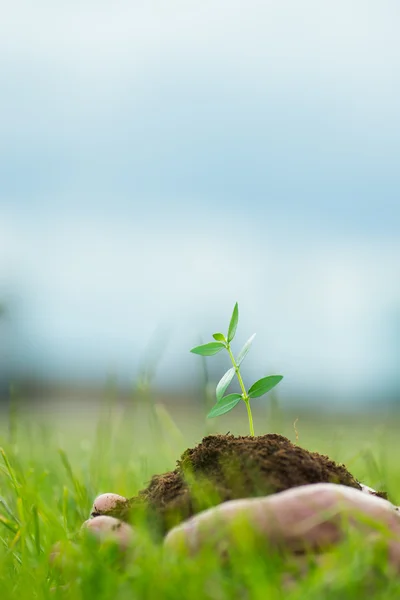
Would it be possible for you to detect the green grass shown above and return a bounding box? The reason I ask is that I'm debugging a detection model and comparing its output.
[1,396,400,599]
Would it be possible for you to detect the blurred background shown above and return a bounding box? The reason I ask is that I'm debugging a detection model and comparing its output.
[1,0,399,413]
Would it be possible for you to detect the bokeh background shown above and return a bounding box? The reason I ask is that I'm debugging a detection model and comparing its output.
[1,0,399,412]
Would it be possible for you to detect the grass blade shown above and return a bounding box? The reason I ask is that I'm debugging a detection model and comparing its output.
[0,448,21,497]
[31,506,41,555]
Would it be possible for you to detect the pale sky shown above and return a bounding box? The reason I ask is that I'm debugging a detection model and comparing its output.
[1,1,399,402]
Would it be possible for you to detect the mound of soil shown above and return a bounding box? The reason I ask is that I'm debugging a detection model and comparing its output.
[109,434,362,532]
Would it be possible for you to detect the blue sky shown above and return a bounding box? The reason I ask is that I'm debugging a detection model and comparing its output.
[1,1,399,402]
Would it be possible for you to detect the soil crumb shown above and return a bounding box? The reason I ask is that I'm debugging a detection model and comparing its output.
[116,434,362,531]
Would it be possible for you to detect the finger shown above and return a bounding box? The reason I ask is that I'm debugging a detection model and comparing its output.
[90,493,129,518]
[164,482,400,568]
[82,515,135,550]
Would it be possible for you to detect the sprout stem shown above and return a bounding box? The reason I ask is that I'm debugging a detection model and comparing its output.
[226,345,255,436]
[244,399,255,437]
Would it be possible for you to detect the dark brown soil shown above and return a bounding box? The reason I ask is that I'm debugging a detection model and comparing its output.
[106,434,363,532]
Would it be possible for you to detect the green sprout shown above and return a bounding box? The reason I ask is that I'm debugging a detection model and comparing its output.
[190,302,283,437]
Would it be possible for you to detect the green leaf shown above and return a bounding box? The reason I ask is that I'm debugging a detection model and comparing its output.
[248,375,283,398]
[190,342,225,356]
[227,302,239,342]
[216,367,235,401]
[212,332,226,342]
[237,333,256,365]
[207,393,242,418]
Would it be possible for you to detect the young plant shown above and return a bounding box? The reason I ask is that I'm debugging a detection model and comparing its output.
[190,303,283,437]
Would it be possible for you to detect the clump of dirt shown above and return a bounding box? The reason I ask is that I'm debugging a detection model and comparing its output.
[112,434,362,532]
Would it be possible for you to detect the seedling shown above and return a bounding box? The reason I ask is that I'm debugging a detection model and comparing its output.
[190,303,283,436]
